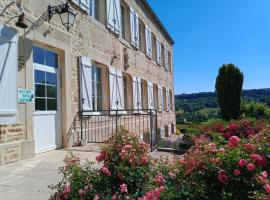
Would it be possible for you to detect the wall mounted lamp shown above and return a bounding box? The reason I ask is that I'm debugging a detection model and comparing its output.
[48,3,76,31]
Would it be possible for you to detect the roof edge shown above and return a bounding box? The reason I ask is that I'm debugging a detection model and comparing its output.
[142,0,175,45]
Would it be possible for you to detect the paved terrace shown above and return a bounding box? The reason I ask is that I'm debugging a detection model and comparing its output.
[0,145,173,200]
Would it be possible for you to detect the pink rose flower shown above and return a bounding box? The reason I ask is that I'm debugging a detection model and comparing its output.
[96,151,108,162]
[247,163,255,171]
[140,155,149,164]
[261,171,268,179]
[264,184,270,194]
[228,136,240,147]
[244,143,255,151]
[63,185,71,194]
[94,195,99,200]
[229,123,239,130]
[233,169,241,176]
[159,186,165,192]
[257,156,267,167]
[155,174,164,186]
[120,184,128,193]
[250,154,263,162]
[238,159,247,168]
[224,133,231,139]
[217,170,228,184]
[112,194,117,200]
[101,166,112,177]
[219,148,225,153]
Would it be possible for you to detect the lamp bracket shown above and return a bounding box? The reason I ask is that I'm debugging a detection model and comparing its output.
[23,10,49,37]
[23,3,75,36]
[48,3,69,20]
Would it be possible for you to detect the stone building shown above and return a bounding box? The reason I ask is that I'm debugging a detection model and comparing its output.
[0,0,175,166]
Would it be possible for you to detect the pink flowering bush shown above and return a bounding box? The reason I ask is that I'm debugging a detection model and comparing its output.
[205,120,264,139]
[154,126,270,200]
[49,122,270,200]
[49,128,164,200]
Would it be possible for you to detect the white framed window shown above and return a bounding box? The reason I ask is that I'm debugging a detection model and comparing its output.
[75,0,90,12]
[123,76,127,110]
[147,81,154,110]
[166,88,170,112]
[72,0,99,21]
[34,68,58,111]
[165,47,169,70]
[130,7,139,48]
[92,66,102,111]
[132,76,142,110]
[80,57,103,112]
[156,38,162,65]
[158,85,163,112]
[145,25,152,58]
[107,0,121,34]
[89,0,99,20]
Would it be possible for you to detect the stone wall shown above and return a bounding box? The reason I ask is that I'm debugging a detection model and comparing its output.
[0,124,34,166]
[0,0,176,159]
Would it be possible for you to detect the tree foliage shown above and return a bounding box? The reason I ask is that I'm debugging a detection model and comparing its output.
[215,64,244,120]
[174,89,270,123]
[241,100,270,119]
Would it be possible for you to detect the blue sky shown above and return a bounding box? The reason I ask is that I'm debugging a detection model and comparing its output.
[147,0,270,94]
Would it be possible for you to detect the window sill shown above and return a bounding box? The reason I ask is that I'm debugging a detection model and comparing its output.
[82,111,102,116]
[120,38,132,49]
[146,54,152,59]
[88,17,108,33]
[110,110,127,115]
[34,111,57,115]
[69,1,88,15]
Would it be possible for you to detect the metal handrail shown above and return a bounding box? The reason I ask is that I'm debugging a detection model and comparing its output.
[78,108,158,151]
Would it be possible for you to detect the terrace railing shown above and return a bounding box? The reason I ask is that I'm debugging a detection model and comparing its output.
[77,109,158,151]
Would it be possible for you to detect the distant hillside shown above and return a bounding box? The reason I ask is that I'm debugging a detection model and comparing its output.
[175,88,270,123]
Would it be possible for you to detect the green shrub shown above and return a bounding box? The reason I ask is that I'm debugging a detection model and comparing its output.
[178,134,194,150]
[241,100,270,119]
[216,64,244,120]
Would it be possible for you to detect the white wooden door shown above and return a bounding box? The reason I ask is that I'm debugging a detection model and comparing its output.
[33,46,60,154]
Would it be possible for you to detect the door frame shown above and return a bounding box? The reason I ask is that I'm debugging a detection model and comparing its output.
[32,44,62,154]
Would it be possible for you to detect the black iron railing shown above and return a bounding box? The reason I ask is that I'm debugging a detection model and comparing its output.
[79,109,158,151]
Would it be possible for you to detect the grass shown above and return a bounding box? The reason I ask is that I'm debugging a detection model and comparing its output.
[198,108,219,115]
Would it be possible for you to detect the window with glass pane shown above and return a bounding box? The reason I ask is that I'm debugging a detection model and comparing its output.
[121,5,125,39]
[33,46,45,65]
[123,76,128,110]
[33,46,58,68]
[91,66,102,111]
[89,0,99,21]
[35,70,57,111]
